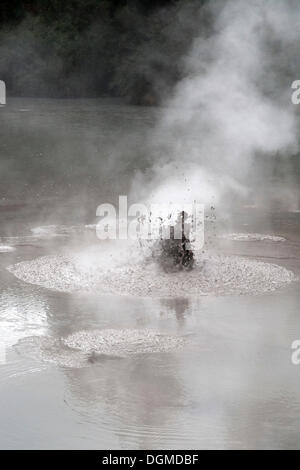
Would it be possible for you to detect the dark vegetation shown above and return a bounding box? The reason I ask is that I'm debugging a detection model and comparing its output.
[0,0,210,102]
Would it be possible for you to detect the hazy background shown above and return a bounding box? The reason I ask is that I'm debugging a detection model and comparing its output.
[0,0,210,104]
[1,0,300,214]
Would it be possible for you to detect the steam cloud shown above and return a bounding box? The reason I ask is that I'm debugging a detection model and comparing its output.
[131,0,299,213]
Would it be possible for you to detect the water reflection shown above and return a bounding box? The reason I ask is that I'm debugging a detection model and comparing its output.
[0,285,48,365]
[160,298,191,326]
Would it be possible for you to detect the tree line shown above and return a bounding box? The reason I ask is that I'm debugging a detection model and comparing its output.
[0,0,210,102]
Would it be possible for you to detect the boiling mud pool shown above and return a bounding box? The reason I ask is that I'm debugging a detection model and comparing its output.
[1,99,300,449]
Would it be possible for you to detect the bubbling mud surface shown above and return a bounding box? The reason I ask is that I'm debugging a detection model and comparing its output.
[15,329,185,368]
[31,225,73,237]
[220,233,286,242]
[7,247,295,297]
[0,245,16,253]
[0,224,97,248]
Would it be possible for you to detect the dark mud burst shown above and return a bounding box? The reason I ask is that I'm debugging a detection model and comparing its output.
[151,211,194,272]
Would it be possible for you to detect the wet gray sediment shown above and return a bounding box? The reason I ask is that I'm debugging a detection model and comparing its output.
[7,249,296,297]
[15,329,185,368]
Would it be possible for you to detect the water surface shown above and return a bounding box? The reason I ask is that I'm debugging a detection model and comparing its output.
[1,99,300,449]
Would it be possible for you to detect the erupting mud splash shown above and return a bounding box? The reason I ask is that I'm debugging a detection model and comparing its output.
[7,243,295,297]
[15,329,185,368]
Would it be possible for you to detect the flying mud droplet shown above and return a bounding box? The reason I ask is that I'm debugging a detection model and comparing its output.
[14,329,185,368]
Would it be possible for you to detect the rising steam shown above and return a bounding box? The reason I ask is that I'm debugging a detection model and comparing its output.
[131,0,299,212]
